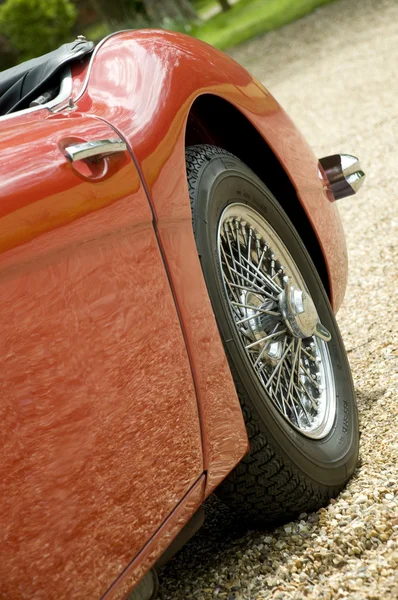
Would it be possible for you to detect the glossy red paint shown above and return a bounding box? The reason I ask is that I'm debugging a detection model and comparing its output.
[0,111,203,598]
[104,476,205,600]
[73,29,348,494]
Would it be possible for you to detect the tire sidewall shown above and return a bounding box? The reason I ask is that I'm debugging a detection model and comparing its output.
[192,154,358,487]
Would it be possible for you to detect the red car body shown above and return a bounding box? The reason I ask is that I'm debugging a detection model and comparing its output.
[0,30,348,599]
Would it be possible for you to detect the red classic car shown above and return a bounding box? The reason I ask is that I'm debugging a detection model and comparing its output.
[0,32,365,600]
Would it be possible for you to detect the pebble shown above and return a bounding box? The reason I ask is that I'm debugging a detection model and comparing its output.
[355,495,368,504]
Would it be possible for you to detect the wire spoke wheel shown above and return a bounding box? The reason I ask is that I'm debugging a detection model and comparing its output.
[187,144,358,526]
[217,203,336,439]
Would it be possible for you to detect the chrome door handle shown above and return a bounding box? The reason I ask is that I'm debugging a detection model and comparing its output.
[64,138,127,162]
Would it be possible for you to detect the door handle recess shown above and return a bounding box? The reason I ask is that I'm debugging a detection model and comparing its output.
[64,138,127,162]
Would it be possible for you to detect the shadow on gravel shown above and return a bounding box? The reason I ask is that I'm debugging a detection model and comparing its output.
[158,494,251,582]
[355,387,387,435]
[158,388,387,597]
[157,493,320,598]
[355,387,386,414]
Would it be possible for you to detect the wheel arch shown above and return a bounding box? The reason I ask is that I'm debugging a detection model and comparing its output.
[185,93,331,300]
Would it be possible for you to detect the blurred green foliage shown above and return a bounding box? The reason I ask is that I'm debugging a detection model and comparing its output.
[0,0,336,69]
[192,0,336,49]
[84,7,195,44]
[0,0,77,61]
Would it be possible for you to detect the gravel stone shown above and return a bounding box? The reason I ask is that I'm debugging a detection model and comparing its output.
[158,0,398,597]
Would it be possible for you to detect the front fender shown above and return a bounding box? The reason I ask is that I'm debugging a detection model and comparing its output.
[72,29,347,493]
[73,29,347,309]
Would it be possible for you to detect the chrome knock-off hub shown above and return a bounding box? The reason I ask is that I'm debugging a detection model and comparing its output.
[278,276,331,341]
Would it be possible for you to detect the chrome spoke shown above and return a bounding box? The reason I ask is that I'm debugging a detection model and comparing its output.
[240,254,283,294]
[223,276,244,307]
[299,362,321,390]
[223,224,244,288]
[301,346,317,362]
[257,245,267,272]
[228,281,272,296]
[287,339,301,403]
[245,328,287,350]
[236,310,280,325]
[247,227,253,261]
[264,340,294,388]
[253,323,283,367]
[226,252,282,296]
[227,264,278,300]
[231,301,279,315]
[234,220,244,283]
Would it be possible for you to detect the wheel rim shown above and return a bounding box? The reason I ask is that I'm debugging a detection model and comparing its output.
[217,203,336,439]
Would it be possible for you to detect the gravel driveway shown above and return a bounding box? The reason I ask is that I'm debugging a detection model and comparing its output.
[158,0,398,597]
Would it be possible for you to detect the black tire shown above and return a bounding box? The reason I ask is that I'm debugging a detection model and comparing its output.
[186,144,359,527]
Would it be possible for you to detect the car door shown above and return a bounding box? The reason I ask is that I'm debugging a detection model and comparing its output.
[0,109,203,599]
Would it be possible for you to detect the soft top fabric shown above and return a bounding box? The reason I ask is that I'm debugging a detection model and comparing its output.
[0,39,94,116]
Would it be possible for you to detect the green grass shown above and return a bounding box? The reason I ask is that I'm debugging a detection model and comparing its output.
[192,0,337,50]
[194,0,219,16]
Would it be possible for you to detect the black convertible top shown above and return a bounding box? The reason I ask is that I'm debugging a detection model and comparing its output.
[0,38,94,116]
